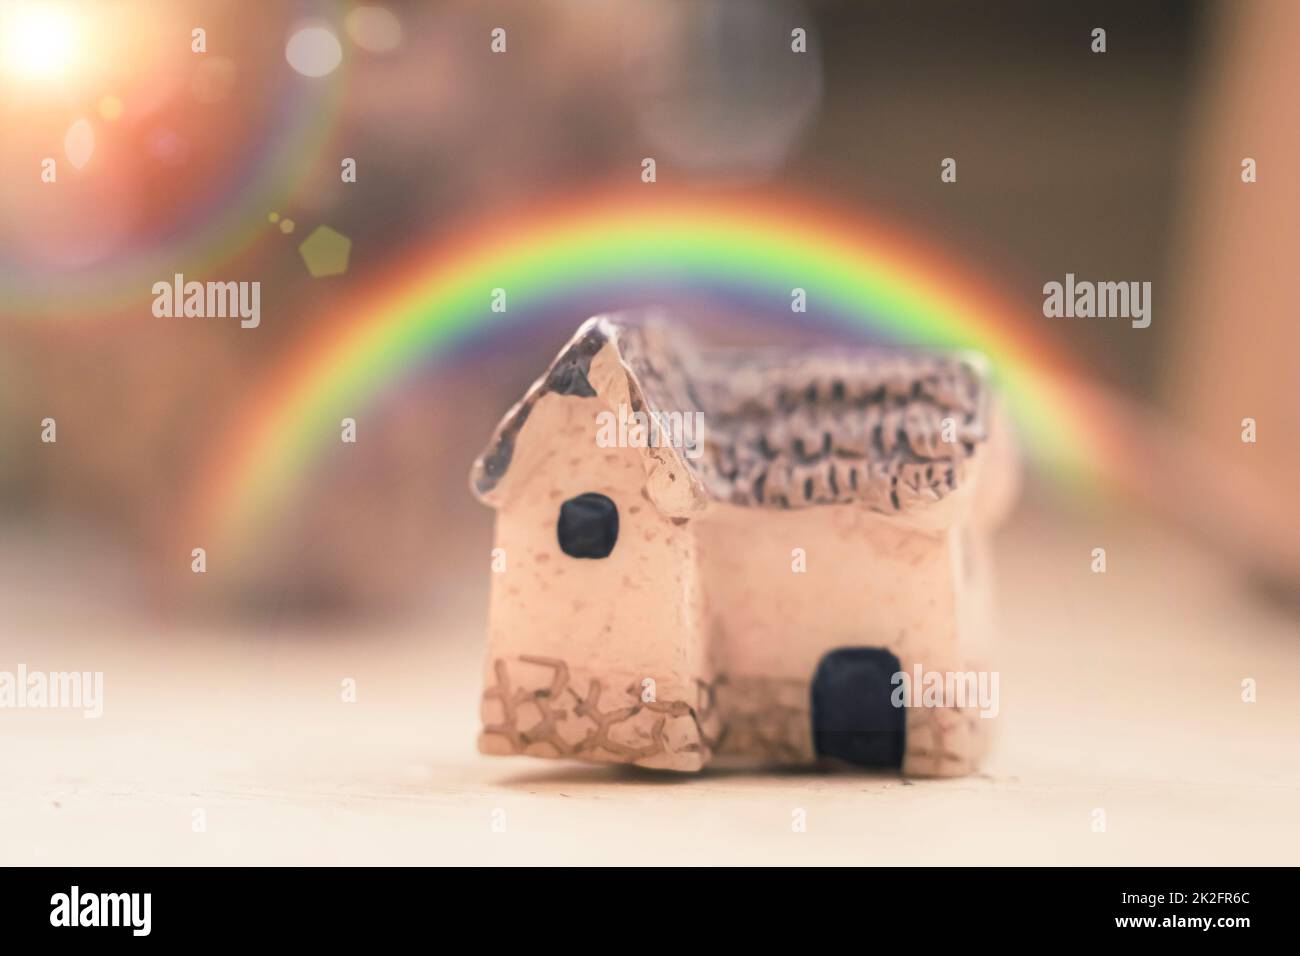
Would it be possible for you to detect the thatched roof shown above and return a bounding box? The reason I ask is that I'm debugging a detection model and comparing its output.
[470,311,991,517]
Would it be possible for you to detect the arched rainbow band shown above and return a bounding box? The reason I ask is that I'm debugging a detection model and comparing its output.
[196,191,1118,551]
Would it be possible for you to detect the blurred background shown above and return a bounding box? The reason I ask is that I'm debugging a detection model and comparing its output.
[1,0,1298,864]
[10,0,1294,618]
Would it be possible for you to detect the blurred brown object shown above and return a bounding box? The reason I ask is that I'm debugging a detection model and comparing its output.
[1166,0,1300,591]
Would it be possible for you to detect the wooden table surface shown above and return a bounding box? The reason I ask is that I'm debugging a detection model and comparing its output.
[3,499,1297,866]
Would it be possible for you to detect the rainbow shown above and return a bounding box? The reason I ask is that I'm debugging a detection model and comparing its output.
[196,190,1123,552]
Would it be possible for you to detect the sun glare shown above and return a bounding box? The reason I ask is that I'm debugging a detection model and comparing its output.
[1,2,81,80]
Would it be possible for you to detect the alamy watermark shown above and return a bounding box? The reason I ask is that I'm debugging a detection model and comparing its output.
[152,273,260,328]
[1043,273,1151,329]
[0,665,103,718]
[595,403,705,460]
[50,886,150,936]
[891,665,999,718]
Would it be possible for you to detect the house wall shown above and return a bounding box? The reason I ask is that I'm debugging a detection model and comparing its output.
[483,390,710,698]
[694,501,987,681]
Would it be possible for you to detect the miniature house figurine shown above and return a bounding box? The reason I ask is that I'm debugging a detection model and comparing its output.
[470,312,1018,776]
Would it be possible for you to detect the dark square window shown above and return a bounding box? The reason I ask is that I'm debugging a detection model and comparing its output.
[557,493,619,559]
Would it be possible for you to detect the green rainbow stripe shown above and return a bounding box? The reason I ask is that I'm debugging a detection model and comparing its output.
[197,190,1115,551]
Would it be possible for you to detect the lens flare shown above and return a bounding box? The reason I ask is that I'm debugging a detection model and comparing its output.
[286,24,343,77]
[0,2,81,80]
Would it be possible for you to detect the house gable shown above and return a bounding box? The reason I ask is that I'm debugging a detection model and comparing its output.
[469,314,709,517]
